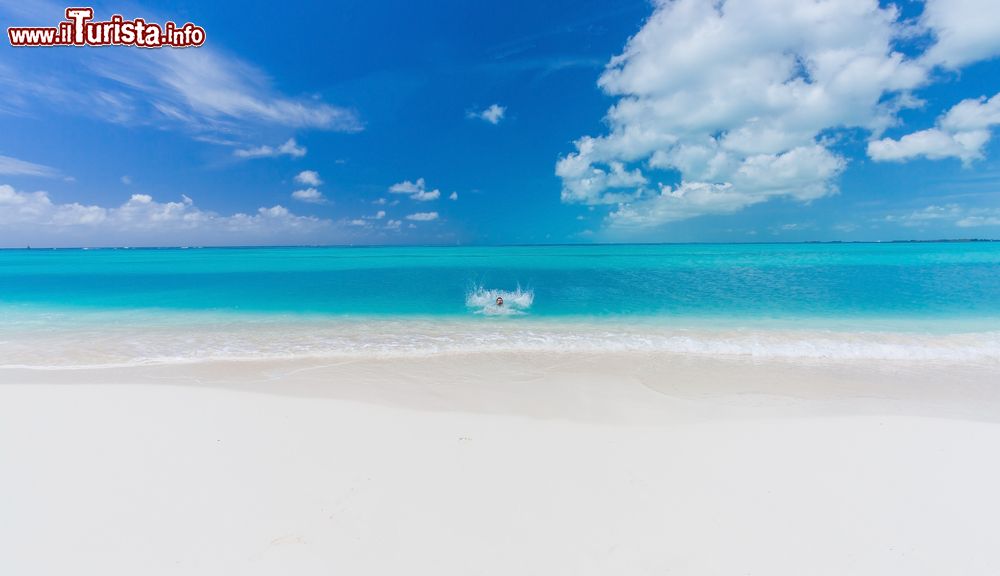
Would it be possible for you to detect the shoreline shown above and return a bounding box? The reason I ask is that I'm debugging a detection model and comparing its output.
[3,322,1000,369]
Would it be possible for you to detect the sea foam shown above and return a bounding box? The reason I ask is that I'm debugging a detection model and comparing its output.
[2,315,999,369]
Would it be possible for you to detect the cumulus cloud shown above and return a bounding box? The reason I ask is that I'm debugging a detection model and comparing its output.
[0,154,59,177]
[869,92,1000,164]
[919,0,1000,69]
[449,191,458,201]
[609,146,846,226]
[555,0,1000,232]
[556,0,926,230]
[233,138,307,159]
[291,188,328,204]
[294,170,323,186]
[389,178,441,201]
[405,211,439,222]
[0,184,338,247]
[289,170,329,203]
[468,104,506,124]
[410,190,439,201]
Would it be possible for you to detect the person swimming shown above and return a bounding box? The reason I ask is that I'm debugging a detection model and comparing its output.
[496,296,504,307]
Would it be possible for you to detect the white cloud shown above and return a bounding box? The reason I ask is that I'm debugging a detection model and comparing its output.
[120,175,132,185]
[0,154,59,177]
[0,184,339,247]
[405,211,439,222]
[884,203,1000,228]
[410,190,440,201]
[448,191,458,201]
[559,0,1000,234]
[555,0,964,231]
[957,215,1000,228]
[294,170,323,186]
[388,179,422,194]
[468,104,506,125]
[885,204,961,226]
[152,50,359,130]
[386,219,402,230]
[919,0,1000,69]
[609,146,846,226]
[351,210,387,224]
[234,138,307,159]
[91,45,362,135]
[867,128,989,164]
[291,188,327,204]
[868,93,1000,164]
[389,178,441,202]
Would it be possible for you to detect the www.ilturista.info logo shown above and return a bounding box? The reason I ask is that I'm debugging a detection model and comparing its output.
[8,7,206,48]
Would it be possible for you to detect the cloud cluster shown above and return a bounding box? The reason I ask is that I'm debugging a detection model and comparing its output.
[384,177,453,224]
[468,104,506,125]
[233,138,307,159]
[389,178,441,202]
[919,0,1000,70]
[557,0,1000,232]
[0,184,337,247]
[869,92,1000,164]
[289,170,329,204]
[405,212,439,222]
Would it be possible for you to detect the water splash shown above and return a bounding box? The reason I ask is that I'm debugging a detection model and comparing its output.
[465,285,534,315]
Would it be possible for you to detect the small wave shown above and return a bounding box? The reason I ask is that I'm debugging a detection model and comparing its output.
[465,285,534,315]
[2,320,1000,368]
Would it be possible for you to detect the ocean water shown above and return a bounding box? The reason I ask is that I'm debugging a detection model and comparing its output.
[2,243,1000,367]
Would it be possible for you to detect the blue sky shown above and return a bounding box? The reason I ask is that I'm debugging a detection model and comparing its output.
[1,0,999,246]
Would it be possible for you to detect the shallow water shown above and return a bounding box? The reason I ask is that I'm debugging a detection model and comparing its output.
[2,243,999,366]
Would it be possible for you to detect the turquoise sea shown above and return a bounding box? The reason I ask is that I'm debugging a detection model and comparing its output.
[2,243,999,366]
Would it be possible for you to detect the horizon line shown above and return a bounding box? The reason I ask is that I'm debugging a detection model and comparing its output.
[2,238,998,250]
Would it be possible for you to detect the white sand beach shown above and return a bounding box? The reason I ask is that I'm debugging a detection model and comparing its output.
[3,353,1000,575]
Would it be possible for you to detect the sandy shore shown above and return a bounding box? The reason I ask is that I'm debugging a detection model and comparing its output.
[3,352,1000,574]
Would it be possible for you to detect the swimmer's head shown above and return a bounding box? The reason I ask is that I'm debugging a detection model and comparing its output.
[496,296,504,306]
